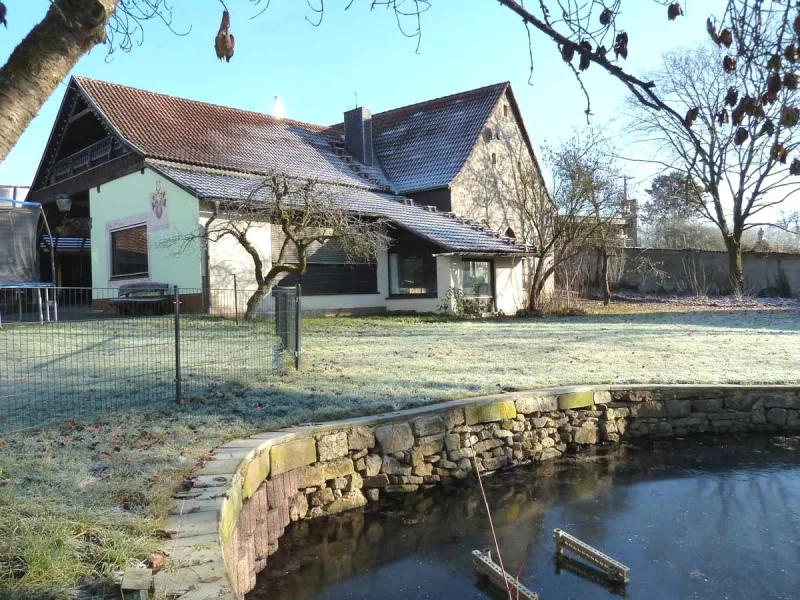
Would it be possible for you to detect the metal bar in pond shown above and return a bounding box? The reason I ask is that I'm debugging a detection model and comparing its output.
[471,549,539,600]
[553,529,629,584]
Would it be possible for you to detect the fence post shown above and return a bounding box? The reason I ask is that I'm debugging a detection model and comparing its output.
[294,283,301,371]
[233,274,239,325]
[174,285,182,402]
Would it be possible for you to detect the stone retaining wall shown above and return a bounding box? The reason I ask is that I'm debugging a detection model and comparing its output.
[153,385,800,599]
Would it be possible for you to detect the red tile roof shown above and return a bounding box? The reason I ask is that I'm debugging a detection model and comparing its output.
[74,77,392,190]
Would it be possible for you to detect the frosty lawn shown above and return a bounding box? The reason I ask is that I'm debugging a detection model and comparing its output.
[0,305,798,597]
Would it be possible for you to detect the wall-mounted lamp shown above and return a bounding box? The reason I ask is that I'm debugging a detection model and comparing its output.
[55,193,72,214]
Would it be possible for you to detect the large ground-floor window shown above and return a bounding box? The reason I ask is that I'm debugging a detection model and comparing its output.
[389,254,437,296]
[110,224,148,279]
[461,259,493,299]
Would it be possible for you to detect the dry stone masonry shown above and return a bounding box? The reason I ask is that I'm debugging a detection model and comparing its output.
[153,385,800,599]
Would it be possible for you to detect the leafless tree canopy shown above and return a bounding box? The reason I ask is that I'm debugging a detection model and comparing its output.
[515,128,625,310]
[167,175,388,317]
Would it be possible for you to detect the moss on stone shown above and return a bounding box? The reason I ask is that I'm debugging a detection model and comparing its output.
[558,391,594,410]
[465,400,517,425]
[270,437,317,477]
[242,450,270,499]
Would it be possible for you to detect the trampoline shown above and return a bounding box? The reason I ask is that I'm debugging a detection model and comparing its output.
[0,197,58,326]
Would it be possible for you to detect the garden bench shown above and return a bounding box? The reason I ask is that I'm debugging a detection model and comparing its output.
[108,282,171,315]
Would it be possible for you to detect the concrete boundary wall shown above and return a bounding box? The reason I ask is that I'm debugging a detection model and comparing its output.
[149,384,800,599]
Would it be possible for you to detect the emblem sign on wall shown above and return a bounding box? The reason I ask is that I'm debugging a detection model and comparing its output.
[149,180,170,231]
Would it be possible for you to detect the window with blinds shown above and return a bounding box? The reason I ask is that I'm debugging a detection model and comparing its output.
[111,224,148,278]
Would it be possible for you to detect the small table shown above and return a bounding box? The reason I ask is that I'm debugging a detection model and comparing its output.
[0,283,58,327]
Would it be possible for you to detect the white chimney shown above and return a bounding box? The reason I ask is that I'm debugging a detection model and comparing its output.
[272,96,286,119]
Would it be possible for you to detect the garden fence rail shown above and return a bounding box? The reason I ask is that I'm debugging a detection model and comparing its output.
[0,284,301,434]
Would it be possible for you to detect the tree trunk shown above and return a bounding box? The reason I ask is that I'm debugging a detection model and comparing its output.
[245,283,267,319]
[725,237,744,294]
[600,249,611,305]
[0,0,118,161]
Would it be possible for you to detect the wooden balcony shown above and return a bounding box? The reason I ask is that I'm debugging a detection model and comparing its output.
[51,137,128,184]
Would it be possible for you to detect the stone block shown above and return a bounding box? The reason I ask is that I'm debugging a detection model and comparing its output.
[723,394,755,411]
[270,438,316,477]
[364,454,382,477]
[382,456,412,476]
[325,491,367,514]
[630,401,666,418]
[442,408,466,429]
[412,415,446,437]
[416,438,444,456]
[593,391,612,405]
[516,395,558,414]
[320,457,355,480]
[472,439,503,454]
[613,390,654,403]
[665,399,691,418]
[767,407,787,426]
[573,422,598,445]
[363,474,390,488]
[296,464,326,489]
[317,432,349,461]
[764,394,798,409]
[751,410,767,425]
[558,391,594,410]
[692,398,723,413]
[375,422,414,454]
[310,487,335,507]
[385,484,420,493]
[465,400,517,425]
[444,434,461,451]
[365,489,380,502]
[348,427,375,450]
[538,448,562,461]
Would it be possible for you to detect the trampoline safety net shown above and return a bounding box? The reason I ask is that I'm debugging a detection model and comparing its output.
[0,199,42,284]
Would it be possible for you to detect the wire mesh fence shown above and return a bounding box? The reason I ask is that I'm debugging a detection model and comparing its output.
[0,285,301,434]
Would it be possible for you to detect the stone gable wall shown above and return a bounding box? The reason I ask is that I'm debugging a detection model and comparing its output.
[153,385,800,599]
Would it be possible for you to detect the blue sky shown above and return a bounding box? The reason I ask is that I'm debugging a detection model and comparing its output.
[0,0,714,193]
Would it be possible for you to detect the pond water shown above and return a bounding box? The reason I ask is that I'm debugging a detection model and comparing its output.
[248,436,800,600]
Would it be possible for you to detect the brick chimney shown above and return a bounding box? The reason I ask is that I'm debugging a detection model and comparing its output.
[344,107,373,166]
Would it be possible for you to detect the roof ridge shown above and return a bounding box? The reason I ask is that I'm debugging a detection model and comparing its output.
[72,75,331,133]
[371,82,509,119]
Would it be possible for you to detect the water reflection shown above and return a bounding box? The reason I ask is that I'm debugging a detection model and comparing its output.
[249,436,800,600]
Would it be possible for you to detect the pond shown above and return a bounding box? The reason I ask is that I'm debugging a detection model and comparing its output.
[248,436,800,600]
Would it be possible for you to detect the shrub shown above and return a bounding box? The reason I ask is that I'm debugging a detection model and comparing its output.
[438,288,489,318]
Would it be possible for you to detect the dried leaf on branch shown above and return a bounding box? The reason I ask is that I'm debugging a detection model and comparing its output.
[723,56,737,73]
[578,41,592,71]
[761,119,775,137]
[768,54,782,71]
[771,144,788,163]
[768,73,783,95]
[734,127,749,146]
[0,2,6,29]
[707,18,719,44]
[718,29,733,48]
[600,8,613,26]
[214,10,235,62]
[794,14,800,38]
[791,158,800,176]
[684,107,700,128]
[780,106,800,127]
[667,3,683,21]
[717,109,730,125]
[725,87,739,107]
[785,44,800,63]
[784,72,798,90]
[614,32,628,59]
[561,44,574,63]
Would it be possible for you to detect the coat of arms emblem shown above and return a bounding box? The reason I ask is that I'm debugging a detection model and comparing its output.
[150,181,167,219]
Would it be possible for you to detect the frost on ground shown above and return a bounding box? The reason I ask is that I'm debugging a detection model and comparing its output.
[0,303,798,597]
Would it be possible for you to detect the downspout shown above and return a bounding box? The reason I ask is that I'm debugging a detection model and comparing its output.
[202,201,219,313]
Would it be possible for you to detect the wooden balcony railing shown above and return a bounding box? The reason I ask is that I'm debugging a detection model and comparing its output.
[51,137,127,184]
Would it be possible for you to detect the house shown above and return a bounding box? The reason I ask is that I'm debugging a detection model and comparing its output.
[28,77,549,315]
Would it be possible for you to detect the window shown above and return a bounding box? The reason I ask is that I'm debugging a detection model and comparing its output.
[491,152,497,165]
[111,224,148,278]
[461,260,492,298]
[483,127,493,143]
[390,254,437,295]
[503,104,509,117]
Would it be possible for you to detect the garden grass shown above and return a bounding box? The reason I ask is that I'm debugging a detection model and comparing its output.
[1,303,799,597]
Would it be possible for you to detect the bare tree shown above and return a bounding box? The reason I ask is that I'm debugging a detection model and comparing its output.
[167,175,388,318]
[628,34,800,291]
[518,130,623,311]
